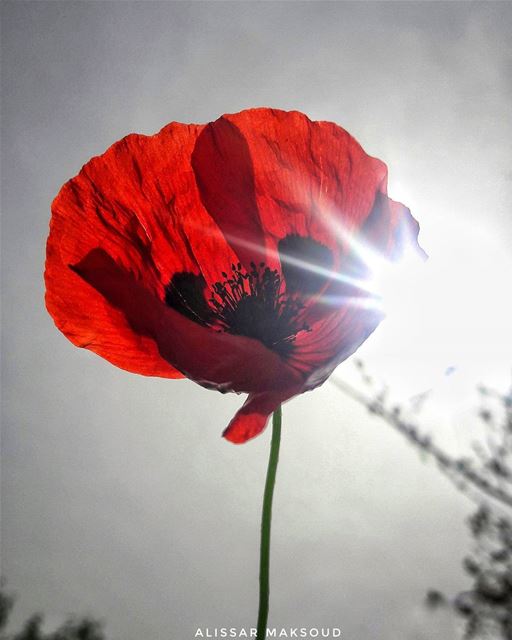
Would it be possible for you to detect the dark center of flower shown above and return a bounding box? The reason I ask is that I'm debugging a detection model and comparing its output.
[164,272,212,327]
[165,262,310,357]
[165,236,334,357]
[278,234,333,295]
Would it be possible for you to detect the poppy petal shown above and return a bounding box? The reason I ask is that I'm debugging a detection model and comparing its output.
[219,109,388,270]
[191,117,269,271]
[287,303,382,390]
[46,122,246,376]
[300,188,425,326]
[286,192,424,387]
[360,190,426,262]
[71,249,305,394]
[45,229,182,378]
[223,389,300,444]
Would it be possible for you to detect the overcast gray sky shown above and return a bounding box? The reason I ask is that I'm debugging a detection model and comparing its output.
[2,2,512,639]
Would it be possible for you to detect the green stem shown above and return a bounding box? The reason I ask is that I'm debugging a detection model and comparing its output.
[256,405,282,640]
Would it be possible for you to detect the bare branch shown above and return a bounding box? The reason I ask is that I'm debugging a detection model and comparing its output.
[331,377,512,512]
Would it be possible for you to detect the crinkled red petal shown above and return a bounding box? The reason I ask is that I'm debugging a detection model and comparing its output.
[361,190,426,261]
[46,122,241,376]
[289,194,424,386]
[72,249,304,394]
[223,389,301,444]
[46,238,181,378]
[292,305,382,390]
[199,109,389,277]
[191,117,268,271]
[302,188,425,326]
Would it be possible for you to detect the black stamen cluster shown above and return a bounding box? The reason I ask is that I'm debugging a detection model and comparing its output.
[208,262,309,357]
[165,262,311,356]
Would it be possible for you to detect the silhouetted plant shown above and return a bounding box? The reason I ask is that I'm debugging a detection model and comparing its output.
[333,364,512,510]
[426,504,512,638]
[0,583,106,640]
[0,580,15,634]
[336,362,512,639]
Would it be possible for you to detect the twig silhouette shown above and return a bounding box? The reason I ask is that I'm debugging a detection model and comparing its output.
[331,373,512,512]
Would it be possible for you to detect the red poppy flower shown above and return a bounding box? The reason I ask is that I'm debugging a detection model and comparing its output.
[45,108,422,444]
